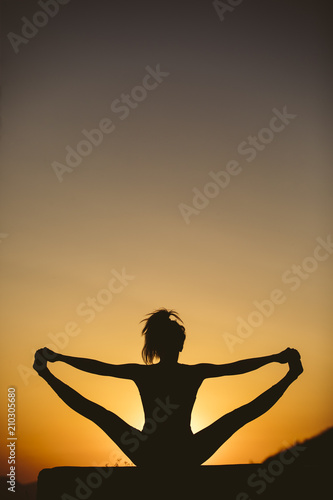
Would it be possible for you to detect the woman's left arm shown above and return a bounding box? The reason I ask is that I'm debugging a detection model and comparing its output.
[58,354,140,379]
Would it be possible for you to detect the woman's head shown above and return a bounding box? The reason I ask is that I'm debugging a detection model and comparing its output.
[141,308,186,364]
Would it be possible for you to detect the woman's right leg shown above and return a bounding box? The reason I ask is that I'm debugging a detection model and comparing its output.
[191,354,303,465]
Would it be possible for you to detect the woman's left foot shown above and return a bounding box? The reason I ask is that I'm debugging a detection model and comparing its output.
[33,349,49,376]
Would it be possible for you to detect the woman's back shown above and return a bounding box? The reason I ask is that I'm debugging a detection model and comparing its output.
[135,363,203,435]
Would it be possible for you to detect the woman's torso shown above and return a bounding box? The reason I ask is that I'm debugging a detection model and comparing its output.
[135,363,202,437]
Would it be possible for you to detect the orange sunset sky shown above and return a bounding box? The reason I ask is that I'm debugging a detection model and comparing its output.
[1,0,332,484]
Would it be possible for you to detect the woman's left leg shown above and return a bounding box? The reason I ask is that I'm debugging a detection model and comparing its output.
[37,365,146,464]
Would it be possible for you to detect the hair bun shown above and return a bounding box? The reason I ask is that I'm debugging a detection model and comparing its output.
[151,309,171,323]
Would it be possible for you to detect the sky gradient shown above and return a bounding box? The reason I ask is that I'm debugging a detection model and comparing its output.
[0,0,332,484]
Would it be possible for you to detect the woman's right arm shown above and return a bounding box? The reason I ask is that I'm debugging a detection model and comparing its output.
[195,349,293,381]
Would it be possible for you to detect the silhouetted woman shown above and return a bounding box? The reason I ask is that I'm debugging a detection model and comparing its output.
[34,308,303,467]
